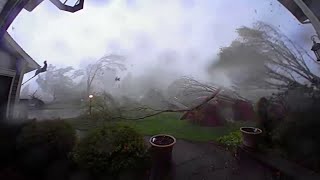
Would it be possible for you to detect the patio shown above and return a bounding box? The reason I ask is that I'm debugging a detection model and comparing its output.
[145,137,276,180]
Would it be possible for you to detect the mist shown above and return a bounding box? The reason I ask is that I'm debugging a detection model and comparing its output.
[9,0,319,115]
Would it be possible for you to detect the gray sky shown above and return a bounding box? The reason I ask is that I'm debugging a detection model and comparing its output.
[8,0,317,82]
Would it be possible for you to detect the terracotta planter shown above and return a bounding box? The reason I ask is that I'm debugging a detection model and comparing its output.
[240,127,262,150]
[149,134,176,167]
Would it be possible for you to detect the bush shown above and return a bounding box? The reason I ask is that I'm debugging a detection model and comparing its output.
[272,110,320,172]
[217,131,242,151]
[0,121,27,168]
[16,119,76,158]
[0,167,25,180]
[256,97,286,147]
[72,124,150,176]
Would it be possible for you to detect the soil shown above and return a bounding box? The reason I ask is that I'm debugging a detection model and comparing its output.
[152,136,174,145]
[241,127,260,133]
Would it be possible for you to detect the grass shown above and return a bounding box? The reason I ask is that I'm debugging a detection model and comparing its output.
[68,112,255,142]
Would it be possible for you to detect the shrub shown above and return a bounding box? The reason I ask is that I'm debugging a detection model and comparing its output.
[87,92,121,120]
[72,124,150,176]
[217,131,242,151]
[16,119,76,158]
[0,121,27,168]
[0,167,25,180]
[256,97,286,147]
[272,110,320,172]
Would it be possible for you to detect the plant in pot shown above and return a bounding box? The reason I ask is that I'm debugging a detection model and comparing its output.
[240,127,262,150]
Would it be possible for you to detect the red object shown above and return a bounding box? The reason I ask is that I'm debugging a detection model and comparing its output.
[181,103,225,127]
[180,95,255,125]
[233,100,255,121]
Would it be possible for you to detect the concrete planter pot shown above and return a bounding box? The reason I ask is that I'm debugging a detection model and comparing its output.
[149,134,176,180]
[240,127,262,150]
[149,134,176,167]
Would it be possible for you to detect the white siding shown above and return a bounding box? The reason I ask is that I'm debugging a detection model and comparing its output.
[0,48,16,70]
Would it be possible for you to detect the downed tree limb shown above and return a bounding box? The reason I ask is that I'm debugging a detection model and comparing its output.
[110,88,222,121]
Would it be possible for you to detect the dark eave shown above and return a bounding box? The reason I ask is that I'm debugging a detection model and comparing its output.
[0,0,30,38]
[24,0,44,12]
[2,31,40,73]
[24,0,84,13]
[48,0,84,13]
[278,0,320,23]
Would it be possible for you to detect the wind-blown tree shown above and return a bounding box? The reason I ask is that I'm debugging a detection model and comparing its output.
[20,84,30,98]
[36,65,82,102]
[167,76,247,107]
[210,21,320,92]
[83,54,126,97]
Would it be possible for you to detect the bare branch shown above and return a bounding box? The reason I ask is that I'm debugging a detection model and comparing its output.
[110,88,222,121]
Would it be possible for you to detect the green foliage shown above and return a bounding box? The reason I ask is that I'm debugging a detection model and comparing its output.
[272,110,320,171]
[119,113,246,142]
[72,124,150,175]
[0,122,26,166]
[69,113,249,142]
[256,97,283,147]
[217,131,242,150]
[83,92,121,122]
[16,119,76,157]
[210,21,316,95]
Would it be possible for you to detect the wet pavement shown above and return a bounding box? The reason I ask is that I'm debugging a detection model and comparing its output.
[145,137,277,180]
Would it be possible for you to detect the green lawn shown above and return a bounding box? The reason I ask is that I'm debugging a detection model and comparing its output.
[69,113,254,142]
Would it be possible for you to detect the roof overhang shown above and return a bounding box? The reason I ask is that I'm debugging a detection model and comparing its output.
[24,0,84,13]
[278,0,320,23]
[24,0,44,12]
[2,31,40,73]
[0,0,85,38]
[0,0,30,38]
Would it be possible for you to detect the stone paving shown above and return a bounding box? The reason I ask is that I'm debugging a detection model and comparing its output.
[145,137,277,180]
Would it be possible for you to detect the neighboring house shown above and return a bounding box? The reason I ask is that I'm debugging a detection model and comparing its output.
[0,31,39,120]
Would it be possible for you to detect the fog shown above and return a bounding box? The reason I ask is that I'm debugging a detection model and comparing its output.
[9,0,318,109]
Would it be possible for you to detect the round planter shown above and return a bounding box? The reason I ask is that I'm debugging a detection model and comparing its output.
[149,134,176,167]
[240,127,262,150]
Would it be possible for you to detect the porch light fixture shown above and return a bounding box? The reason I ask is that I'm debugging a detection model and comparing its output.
[88,94,93,115]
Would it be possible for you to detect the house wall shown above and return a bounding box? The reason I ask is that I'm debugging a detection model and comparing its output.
[0,75,13,120]
[0,46,26,120]
[0,48,15,70]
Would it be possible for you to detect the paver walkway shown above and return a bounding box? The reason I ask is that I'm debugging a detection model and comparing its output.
[145,137,278,180]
